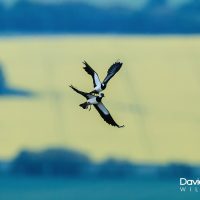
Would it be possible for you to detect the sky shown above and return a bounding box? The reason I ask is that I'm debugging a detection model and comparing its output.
[0,0,192,8]
[0,35,200,164]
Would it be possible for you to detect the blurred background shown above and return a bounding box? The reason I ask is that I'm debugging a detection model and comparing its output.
[0,0,200,199]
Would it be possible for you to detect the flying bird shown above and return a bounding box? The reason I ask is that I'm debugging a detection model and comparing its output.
[69,85,124,128]
[83,61,123,94]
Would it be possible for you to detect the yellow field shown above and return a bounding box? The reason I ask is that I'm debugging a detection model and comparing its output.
[0,35,200,163]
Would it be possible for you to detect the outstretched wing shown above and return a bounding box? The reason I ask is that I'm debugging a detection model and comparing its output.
[69,85,94,100]
[102,62,123,85]
[94,102,124,128]
[83,61,101,88]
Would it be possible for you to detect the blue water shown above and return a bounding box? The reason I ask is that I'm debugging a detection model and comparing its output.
[0,177,198,200]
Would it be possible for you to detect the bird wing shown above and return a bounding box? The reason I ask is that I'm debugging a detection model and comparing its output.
[102,61,123,85]
[69,85,94,100]
[83,61,101,88]
[94,102,124,128]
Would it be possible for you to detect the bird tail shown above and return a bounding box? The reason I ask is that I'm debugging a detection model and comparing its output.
[69,85,88,98]
[79,102,88,109]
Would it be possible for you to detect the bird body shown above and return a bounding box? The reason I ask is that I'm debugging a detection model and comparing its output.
[83,61,122,94]
[94,84,104,93]
[87,95,102,104]
[87,97,98,105]
[80,95,102,110]
[69,85,124,128]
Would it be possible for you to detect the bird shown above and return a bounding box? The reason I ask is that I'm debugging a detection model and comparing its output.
[82,61,123,94]
[69,85,124,128]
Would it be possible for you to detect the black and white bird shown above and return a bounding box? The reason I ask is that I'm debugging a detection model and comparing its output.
[69,85,124,128]
[83,61,123,94]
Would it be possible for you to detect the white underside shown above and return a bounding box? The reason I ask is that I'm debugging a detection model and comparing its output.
[94,85,102,92]
[87,97,98,105]
[94,73,102,91]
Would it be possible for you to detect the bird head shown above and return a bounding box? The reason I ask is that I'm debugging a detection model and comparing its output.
[99,93,105,98]
[101,83,106,89]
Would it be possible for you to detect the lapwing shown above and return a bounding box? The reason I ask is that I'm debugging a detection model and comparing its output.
[82,61,123,94]
[69,85,124,128]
